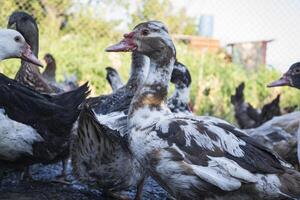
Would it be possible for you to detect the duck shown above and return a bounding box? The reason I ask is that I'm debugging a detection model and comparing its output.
[71,52,149,199]
[167,61,192,114]
[8,11,61,94]
[42,53,56,83]
[268,62,300,89]
[43,53,79,91]
[268,62,300,167]
[106,66,124,92]
[106,21,300,200]
[166,59,300,168]
[0,29,89,179]
[246,111,300,168]
[105,61,192,113]
[0,29,42,66]
[231,82,281,129]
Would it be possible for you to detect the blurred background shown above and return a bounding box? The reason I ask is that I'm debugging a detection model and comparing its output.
[0,0,299,123]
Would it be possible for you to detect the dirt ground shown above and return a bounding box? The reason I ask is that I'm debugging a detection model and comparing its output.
[0,161,167,200]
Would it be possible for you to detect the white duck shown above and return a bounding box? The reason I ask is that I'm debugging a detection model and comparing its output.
[0,29,41,65]
[106,21,300,200]
[0,28,42,163]
[0,29,89,181]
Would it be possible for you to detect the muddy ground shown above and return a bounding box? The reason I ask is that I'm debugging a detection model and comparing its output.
[0,161,167,200]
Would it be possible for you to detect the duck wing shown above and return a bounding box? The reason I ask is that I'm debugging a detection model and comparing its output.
[231,82,261,128]
[156,116,283,172]
[0,73,90,136]
[148,116,285,195]
[78,106,127,147]
[15,63,55,93]
[89,88,134,115]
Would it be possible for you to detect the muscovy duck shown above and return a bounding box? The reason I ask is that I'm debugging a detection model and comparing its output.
[268,62,300,89]
[106,66,124,92]
[43,53,79,92]
[43,53,56,82]
[8,11,61,93]
[246,111,300,168]
[71,52,149,199]
[105,61,192,113]
[231,82,299,167]
[268,62,300,167]
[231,82,281,129]
[106,21,300,200]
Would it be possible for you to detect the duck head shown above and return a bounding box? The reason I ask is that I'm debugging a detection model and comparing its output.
[106,66,119,79]
[8,11,39,57]
[106,21,175,62]
[171,61,192,88]
[0,29,42,66]
[268,62,300,89]
[44,53,55,66]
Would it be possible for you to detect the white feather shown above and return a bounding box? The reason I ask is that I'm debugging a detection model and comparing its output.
[0,29,26,61]
[255,174,282,198]
[0,109,43,161]
[95,111,127,134]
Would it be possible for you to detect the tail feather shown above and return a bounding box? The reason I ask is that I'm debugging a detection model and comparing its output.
[231,82,245,105]
[277,169,300,199]
[51,82,90,109]
[0,75,90,136]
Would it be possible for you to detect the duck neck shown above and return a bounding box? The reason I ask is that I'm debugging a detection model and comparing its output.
[126,52,149,89]
[171,84,190,105]
[43,61,56,81]
[110,75,123,91]
[128,47,176,124]
[19,22,39,68]
[28,34,39,57]
[23,24,39,57]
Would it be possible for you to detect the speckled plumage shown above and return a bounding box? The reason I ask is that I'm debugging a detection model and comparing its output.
[105,66,124,92]
[71,52,149,198]
[113,21,300,200]
[168,61,192,114]
[246,111,300,168]
[268,62,300,168]
[8,11,61,94]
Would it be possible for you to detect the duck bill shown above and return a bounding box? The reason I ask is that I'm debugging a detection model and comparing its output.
[21,44,43,67]
[106,38,137,52]
[268,76,290,87]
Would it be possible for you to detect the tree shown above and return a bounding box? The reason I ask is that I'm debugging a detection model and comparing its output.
[129,0,197,35]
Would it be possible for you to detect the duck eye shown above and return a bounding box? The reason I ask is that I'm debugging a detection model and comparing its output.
[14,36,21,42]
[141,29,150,36]
[295,69,300,73]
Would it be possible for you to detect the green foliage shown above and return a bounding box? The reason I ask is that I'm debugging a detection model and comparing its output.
[0,0,299,124]
[175,43,300,123]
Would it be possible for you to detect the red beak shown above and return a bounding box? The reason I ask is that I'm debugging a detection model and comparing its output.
[21,43,43,67]
[106,32,137,52]
[268,74,291,87]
